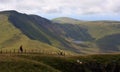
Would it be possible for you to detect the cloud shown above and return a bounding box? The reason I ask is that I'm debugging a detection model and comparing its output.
[0,0,120,16]
[0,0,11,3]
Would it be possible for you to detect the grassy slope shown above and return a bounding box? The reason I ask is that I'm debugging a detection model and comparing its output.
[0,13,60,52]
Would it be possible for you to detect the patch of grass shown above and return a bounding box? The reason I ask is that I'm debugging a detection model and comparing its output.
[0,55,60,72]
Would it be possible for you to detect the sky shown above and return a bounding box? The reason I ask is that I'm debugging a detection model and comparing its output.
[0,0,120,21]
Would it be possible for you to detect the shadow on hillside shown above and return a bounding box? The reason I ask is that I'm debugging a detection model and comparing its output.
[8,13,52,44]
[96,34,120,52]
[53,23,95,41]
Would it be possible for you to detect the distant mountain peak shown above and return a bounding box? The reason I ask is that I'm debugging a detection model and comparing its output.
[53,17,81,21]
[52,17,84,24]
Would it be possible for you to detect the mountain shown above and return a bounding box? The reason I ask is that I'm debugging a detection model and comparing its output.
[0,10,62,53]
[0,10,120,54]
[52,17,120,53]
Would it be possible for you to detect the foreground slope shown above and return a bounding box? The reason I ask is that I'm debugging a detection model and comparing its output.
[0,54,120,72]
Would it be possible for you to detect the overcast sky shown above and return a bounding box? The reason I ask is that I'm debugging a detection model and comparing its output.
[0,0,120,21]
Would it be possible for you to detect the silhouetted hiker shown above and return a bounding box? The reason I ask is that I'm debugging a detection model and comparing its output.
[58,51,65,56]
[20,45,23,53]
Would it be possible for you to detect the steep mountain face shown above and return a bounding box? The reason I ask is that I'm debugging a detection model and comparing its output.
[0,10,120,54]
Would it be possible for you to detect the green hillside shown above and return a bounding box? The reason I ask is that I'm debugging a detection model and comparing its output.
[0,11,60,52]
